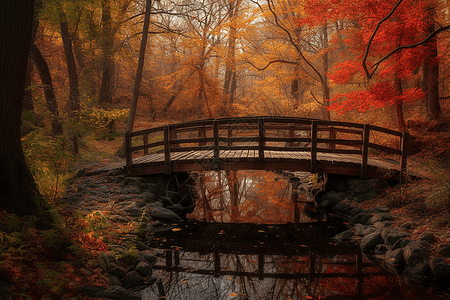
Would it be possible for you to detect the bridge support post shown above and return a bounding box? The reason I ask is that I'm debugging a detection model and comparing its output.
[259,118,265,161]
[361,124,370,178]
[125,131,132,175]
[164,125,171,174]
[213,119,220,171]
[310,121,317,173]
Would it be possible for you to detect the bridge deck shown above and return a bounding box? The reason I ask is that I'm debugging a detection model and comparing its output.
[94,149,398,179]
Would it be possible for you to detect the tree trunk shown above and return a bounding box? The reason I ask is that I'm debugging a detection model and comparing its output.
[223,0,241,105]
[117,0,152,157]
[29,44,63,136]
[23,59,34,111]
[321,23,331,120]
[0,0,52,226]
[424,6,440,120]
[60,18,80,154]
[98,0,115,105]
[395,74,407,132]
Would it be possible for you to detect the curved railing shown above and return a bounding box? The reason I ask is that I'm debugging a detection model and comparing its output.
[125,116,409,180]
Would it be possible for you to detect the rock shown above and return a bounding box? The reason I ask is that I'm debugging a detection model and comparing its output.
[418,232,438,245]
[360,231,382,252]
[142,191,156,202]
[122,203,144,217]
[109,263,128,279]
[109,275,123,287]
[384,231,410,249]
[430,257,450,279]
[367,213,394,225]
[159,196,174,206]
[122,185,141,195]
[349,207,365,217]
[332,202,352,213]
[385,248,405,266]
[403,240,431,267]
[403,264,432,286]
[374,244,387,255]
[399,221,415,231]
[317,191,344,208]
[436,243,450,258]
[122,271,145,289]
[373,221,393,229]
[135,241,150,251]
[137,251,157,265]
[151,207,184,223]
[367,206,390,214]
[392,238,411,250]
[135,261,153,277]
[334,229,354,242]
[99,253,120,268]
[353,224,370,237]
[351,212,372,225]
[121,177,142,188]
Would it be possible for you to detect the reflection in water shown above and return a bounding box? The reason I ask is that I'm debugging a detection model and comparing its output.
[143,171,445,300]
[191,170,322,224]
[144,221,417,300]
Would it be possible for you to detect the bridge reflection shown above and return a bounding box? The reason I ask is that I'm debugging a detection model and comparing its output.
[146,220,395,300]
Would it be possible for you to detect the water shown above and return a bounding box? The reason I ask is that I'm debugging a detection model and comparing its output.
[142,171,446,300]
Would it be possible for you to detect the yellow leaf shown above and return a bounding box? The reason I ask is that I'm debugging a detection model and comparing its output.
[171,228,182,232]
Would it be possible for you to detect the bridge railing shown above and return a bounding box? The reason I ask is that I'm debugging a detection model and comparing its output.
[125,116,409,179]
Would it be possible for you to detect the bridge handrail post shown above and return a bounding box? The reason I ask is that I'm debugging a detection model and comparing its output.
[310,121,317,173]
[329,127,336,149]
[125,131,132,175]
[400,131,409,183]
[213,119,220,170]
[361,124,370,178]
[289,126,294,147]
[164,125,171,174]
[258,118,265,161]
[143,133,148,155]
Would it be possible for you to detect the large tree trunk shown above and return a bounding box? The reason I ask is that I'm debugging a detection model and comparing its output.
[60,18,80,154]
[29,44,63,136]
[23,59,35,112]
[0,0,52,226]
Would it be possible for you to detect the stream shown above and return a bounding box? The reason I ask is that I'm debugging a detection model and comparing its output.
[140,171,444,300]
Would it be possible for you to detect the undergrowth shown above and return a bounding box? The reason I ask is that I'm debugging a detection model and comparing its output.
[0,207,137,299]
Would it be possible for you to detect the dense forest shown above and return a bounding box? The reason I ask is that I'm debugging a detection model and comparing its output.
[1,0,450,298]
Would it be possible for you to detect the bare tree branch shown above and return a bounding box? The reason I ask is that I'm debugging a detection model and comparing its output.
[370,24,450,72]
[265,0,325,85]
[363,0,404,78]
[245,59,297,70]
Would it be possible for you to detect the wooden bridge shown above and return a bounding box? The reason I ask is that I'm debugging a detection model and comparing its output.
[121,116,408,180]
